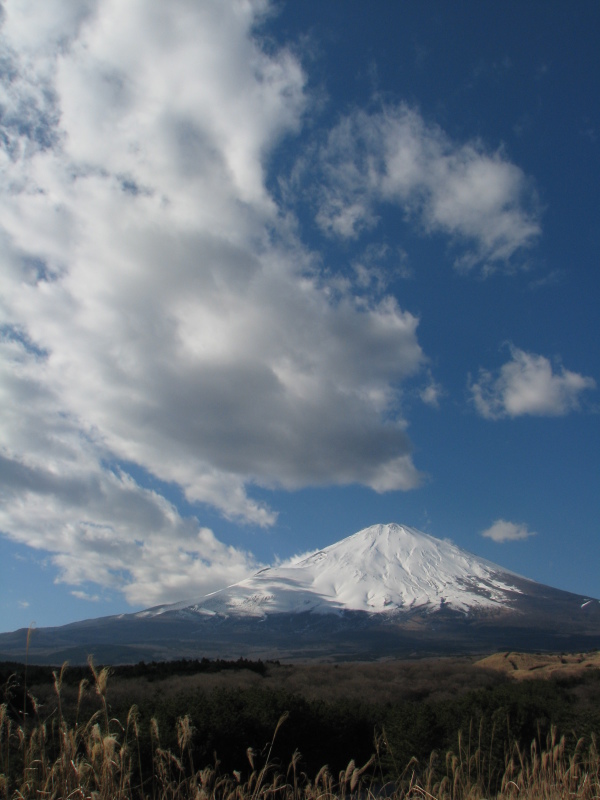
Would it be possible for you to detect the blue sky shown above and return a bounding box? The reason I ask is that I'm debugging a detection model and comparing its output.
[1,0,599,633]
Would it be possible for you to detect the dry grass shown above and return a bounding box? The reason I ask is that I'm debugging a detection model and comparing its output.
[1,660,599,800]
[475,651,600,681]
[381,725,600,800]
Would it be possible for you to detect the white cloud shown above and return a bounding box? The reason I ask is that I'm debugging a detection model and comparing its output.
[420,371,444,408]
[71,590,101,602]
[481,519,536,543]
[351,244,412,292]
[470,346,596,419]
[0,336,262,604]
[313,106,541,273]
[0,0,428,606]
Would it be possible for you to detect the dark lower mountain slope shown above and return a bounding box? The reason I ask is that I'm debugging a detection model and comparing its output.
[1,575,599,665]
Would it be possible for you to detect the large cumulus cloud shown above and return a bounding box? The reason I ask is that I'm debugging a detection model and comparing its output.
[0,0,429,605]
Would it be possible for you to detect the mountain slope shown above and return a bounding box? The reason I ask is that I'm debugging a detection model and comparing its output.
[145,523,526,618]
[1,524,598,664]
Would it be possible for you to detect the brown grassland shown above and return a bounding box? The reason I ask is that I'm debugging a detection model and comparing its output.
[1,653,599,800]
[474,651,600,680]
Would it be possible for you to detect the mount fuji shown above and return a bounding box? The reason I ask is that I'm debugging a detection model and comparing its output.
[146,524,538,618]
[1,524,599,663]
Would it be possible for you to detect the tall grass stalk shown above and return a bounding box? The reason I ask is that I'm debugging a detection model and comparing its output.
[0,662,598,800]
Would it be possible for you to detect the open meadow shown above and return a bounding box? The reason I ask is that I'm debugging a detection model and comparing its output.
[1,653,599,799]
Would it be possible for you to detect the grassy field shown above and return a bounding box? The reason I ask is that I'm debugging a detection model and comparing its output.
[1,655,599,799]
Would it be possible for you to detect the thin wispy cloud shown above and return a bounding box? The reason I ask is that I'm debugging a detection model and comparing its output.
[420,371,444,409]
[470,346,596,419]
[71,590,101,603]
[312,106,541,274]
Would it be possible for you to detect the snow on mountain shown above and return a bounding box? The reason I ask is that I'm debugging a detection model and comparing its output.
[143,523,525,619]
[1,523,598,665]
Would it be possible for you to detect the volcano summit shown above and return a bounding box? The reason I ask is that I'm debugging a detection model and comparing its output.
[1,524,599,663]
[149,523,537,617]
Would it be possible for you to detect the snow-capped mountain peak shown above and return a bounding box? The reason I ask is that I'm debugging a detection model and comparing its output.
[2,523,598,664]
[148,523,524,619]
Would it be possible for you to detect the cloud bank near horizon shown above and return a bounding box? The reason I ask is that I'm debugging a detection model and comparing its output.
[0,0,570,607]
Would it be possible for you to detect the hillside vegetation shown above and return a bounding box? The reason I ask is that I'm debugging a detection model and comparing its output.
[1,653,599,799]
